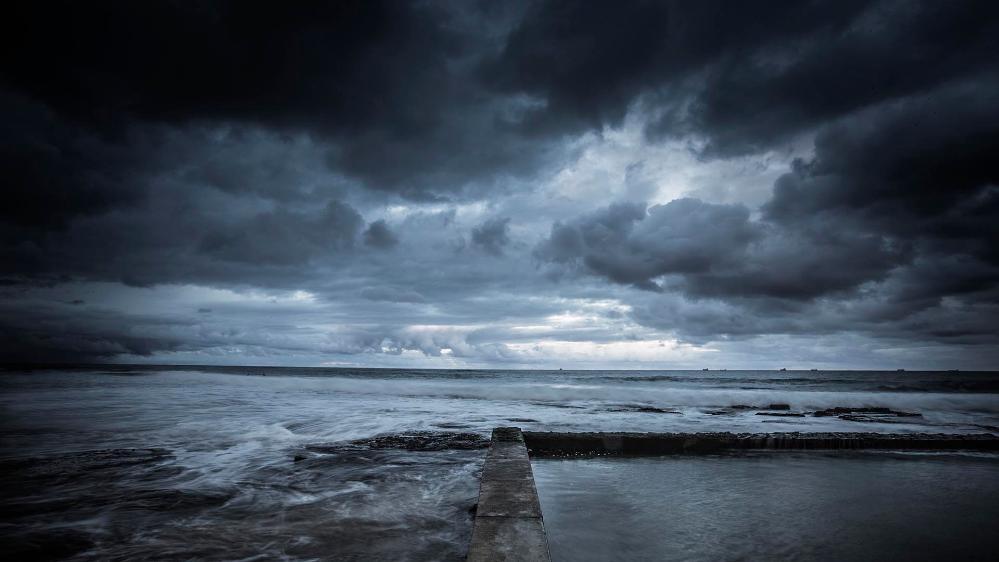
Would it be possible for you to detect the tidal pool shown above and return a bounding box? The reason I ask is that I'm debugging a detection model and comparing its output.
[533,451,999,561]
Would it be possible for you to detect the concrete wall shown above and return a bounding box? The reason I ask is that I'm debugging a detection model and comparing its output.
[467,427,551,562]
[523,431,999,457]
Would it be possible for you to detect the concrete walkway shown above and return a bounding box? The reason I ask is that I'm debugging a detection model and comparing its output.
[467,427,551,562]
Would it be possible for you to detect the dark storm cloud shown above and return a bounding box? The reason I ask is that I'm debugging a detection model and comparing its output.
[650,0,999,155]
[490,0,999,155]
[3,1,456,134]
[537,200,756,289]
[0,92,151,229]
[0,297,187,363]
[486,0,867,135]
[2,0,998,365]
[5,0,994,233]
[1,0,561,202]
[764,82,999,242]
[755,79,999,304]
[536,198,902,298]
[471,217,512,256]
[362,220,399,250]
[0,325,175,364]
[198,200,363,265]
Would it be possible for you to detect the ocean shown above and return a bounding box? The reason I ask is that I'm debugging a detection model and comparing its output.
[2,366,998,560]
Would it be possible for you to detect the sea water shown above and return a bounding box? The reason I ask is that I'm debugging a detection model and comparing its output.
[1,366,997,560]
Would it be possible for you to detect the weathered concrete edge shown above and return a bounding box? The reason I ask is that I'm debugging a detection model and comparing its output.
[523,431,999,457]
[467,427,551,562]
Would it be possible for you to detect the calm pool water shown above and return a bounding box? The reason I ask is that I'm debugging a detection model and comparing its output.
[533,452,999,561]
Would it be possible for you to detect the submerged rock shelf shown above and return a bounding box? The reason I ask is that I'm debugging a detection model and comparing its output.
[523,431,999,457]
[305,431,490,454]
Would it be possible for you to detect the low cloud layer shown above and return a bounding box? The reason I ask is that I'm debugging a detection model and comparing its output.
[1,1,997,368]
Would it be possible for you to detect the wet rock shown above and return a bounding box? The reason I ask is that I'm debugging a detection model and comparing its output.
[307,431,490,453]
[755,412,806,417]
[728,404,790,410]
[2,448,173,480]
[505,418,540,423]
[635,406,681,414]
[837,414,920,423]
[813,407,921,418]
[434,422,472,429]
[837,414,895,423]
[814,407,889,416]
[531,402,586,409]
[606,404,682,414]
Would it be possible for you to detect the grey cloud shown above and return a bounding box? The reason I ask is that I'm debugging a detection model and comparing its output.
[630,283,999,350]
[360,287,426,304]
[537,199,763,291]
[471,217,512,256]
[198,200,363,265]
[683,221,906,301]
[536,202,645,265]
[1,188,367,290]
[1,0,564,202]
[363,220,399,249]
[487,1,867,137]
[538,71,999,334]
[538,190,992,345]
[490,0,999,156]
[648,2,999,155]
[0,92,153,230]
[764,82,999,238]
[0,300,188,363]
[544,90,999,347]
[0,288,529,364]
[749,80,999,317]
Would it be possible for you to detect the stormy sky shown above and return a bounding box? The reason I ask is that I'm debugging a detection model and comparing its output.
[2,0,998,369]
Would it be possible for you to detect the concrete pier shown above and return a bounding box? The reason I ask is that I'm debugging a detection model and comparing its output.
[467,427,551,562]
[523,431,999,457]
